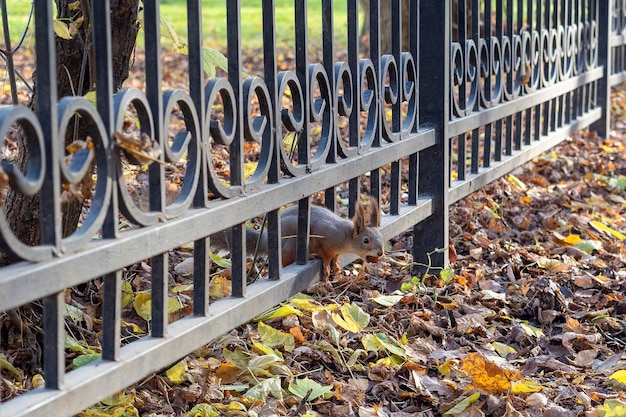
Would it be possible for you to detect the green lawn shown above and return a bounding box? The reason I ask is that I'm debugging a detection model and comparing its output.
[1,0,34,47]
[1,1,351,52]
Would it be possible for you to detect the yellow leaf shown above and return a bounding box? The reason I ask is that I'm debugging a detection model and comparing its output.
[53,19,72,39]
[282,132,298,152]
[460,352,513,394]
[563,234,584,244]
[257,321,295,352]
[209,274,232,299]
[331,303,369,333]
[534,257,561,269]
[165,360,188,385]
[598,399,626,417]
[437,360,453,376]
[254,304,302,321]
[610,370,626,384]
[252,339,279,357]
[189,403,220,417]
[120,320,143,334]
[131,291,183,322]
[31,374,45,388]
[83,91,97,106]
[492,342,516,357]
[132,291,152,322]
[288,296,329,312]
[172,284,194,294]
[507,174,527,190]
[591,220,626,240]
[101,390,135,407]
[519,322,545,338]
[332,311,360,333]
[121,281,133,309]
[608,370,626,391]
[511,379,543,393]
[243,161,258,180]
[602,144,616,154]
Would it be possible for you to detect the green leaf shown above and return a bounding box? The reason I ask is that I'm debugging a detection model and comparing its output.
[608,175,626,190]
[332,303,370,333]
[442,391,480,417]
[160,15,186,52]
[573,239,603,254]
[0,353,21,380]
[287,377,334,401]
[598,399,626,417]
[376,333,407,359]
[244,376,283,401]
[257,321,295,353]
[346,349,368,369]
[64,335,95,354]
[64,303,84,324]
[203,46,228,78]
[440,268,454,283]
[370,295,403,307]
[247,354,286,377]
[73,353,101,369]
[362,333,384,351]
[362,333,407,359]
[210,252,231,268]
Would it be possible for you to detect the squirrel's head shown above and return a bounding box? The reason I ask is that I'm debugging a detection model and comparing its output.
[352,197,384,262]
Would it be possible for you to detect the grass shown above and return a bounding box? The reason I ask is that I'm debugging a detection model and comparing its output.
[1,0,34,48]
[1,1,351,53]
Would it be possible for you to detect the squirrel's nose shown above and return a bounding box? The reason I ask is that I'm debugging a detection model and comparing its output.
[377,249,383,256]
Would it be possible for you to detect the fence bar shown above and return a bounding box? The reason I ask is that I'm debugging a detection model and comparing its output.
[415,0,451,270]
[591,0,611,136]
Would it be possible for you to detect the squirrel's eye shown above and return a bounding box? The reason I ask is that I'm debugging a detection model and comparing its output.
[363,237,370,244]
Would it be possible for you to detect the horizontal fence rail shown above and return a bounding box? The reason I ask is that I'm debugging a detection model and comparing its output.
[0,0,620,416]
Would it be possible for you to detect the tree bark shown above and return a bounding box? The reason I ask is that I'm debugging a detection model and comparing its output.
[1,0,138,264]
[359,0,463,53]
[359,0,410,55]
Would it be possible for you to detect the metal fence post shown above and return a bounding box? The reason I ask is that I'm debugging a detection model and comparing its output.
[414,0,450,272]
[591,0,611,137]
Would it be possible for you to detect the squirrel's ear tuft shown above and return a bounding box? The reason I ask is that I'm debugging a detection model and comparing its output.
[353,203,367,236]
[368,197,380,227]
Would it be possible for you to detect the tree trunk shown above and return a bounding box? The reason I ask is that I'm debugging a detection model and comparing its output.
[2,0,138,264]
[359,0,410,55]
[359,0,464,53]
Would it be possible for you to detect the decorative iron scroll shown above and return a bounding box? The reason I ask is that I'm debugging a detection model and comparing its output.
[0,48,419,262]
[452,19,598,118]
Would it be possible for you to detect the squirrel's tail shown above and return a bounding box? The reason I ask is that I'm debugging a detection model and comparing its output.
[210,227,268,257]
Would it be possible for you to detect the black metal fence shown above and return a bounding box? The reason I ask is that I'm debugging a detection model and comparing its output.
[0,1,620,415]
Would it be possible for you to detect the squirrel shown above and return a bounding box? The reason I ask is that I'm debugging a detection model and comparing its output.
[210,197,384,280]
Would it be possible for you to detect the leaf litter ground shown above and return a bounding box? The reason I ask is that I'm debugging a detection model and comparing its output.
[4,52,626,416]
[140,95,626,417]
[92,80,626,417]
